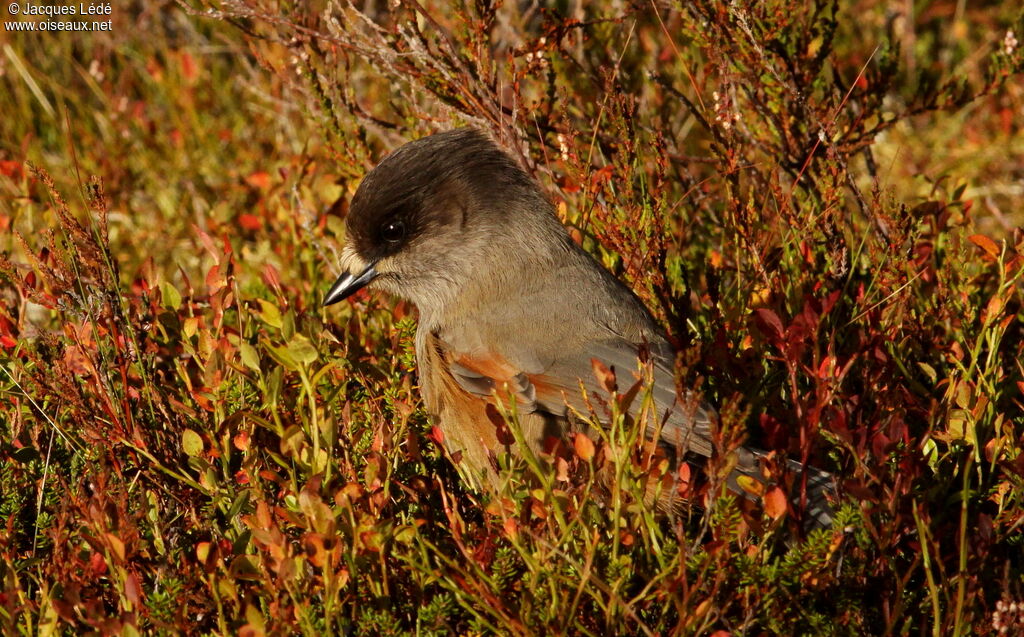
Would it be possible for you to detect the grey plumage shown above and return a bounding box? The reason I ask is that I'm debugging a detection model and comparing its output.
[325,127,835,528]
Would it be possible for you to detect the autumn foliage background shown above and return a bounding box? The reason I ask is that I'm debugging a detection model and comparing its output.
[1,1,1023,635]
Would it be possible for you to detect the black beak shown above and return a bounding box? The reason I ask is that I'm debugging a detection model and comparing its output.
[323,263,378,306]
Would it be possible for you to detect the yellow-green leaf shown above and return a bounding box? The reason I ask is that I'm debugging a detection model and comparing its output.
[256,299,283,329]
[160,281,181,310]
[239,341,260,372]
[182,428,204,457]
[286,334,318,365]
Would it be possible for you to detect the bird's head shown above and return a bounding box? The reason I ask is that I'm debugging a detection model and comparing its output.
[323,128,565,313]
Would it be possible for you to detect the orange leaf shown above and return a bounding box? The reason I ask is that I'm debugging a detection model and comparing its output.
[104,533,126,562]
[677,462,692,496]
[968,234,1000,260]
[591,358,617,393]
[246,171,271,190]
[764,486,788,520]
[984,439,998,463]
[709,249,723,268]
[678,462,691,483]
[984,294,1004,322]
[573,432,595,462]
[205,263,226,294]
[503,517,519,539]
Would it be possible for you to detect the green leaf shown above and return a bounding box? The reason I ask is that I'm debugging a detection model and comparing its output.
[228,489,251,518]
[229,555,262,580]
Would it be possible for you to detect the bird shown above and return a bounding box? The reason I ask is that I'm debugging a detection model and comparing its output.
[323,127,834,527]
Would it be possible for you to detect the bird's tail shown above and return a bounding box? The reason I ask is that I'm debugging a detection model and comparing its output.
[726,447,836,529]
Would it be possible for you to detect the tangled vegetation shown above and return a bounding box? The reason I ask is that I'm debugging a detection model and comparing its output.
[1,1,1022,634]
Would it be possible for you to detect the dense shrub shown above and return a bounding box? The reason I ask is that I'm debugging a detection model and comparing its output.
[1,1,1022,634]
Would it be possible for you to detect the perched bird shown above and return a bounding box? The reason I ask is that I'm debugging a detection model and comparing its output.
[324,128,833,526]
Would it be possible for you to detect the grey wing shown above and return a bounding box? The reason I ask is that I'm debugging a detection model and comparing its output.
[534,338,716,458]
[444,332,715,458]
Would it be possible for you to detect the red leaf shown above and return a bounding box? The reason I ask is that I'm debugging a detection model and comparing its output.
[821,289,841,316]
[262,264,282,292]
[817,355,834,379]
[0,160,23,180]
[558,176,580,193]
[180,51,198,82]
[124,573,142,605]
[238,213,262,230]
[428,426,445,445]
[89,551,107,576]
[205,263,226,294]
[753,308,785,343]
[193,224,221,264]
[485,403,514,446]
[590,165,614,185]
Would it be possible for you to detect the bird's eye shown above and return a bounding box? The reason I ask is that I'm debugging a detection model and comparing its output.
[380,220,405,243]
